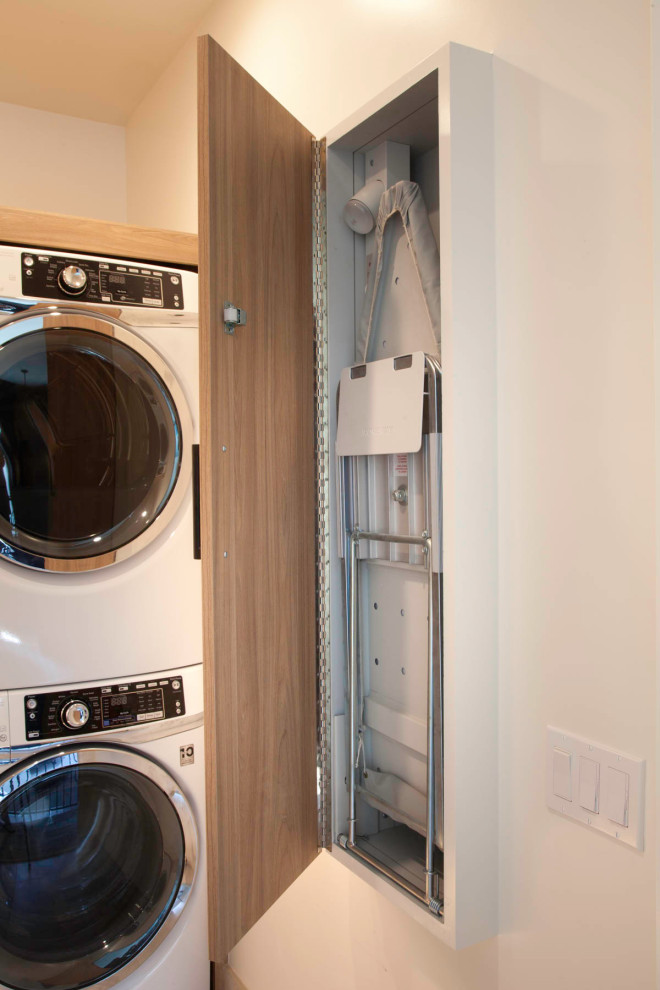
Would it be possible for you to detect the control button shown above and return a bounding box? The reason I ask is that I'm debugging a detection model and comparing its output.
[38,256,49,263]
[26,698,37,710]
[170,275,180,285]
[135,683,146,690]
[24,269,33,277]
[101,687,112,694]
[61,700,90,729]
[159,680,168,686]
[578,757,600,813]
[606,767,630,827]
[23,256,34,267]
[58,265,87,295]
[28,712,36,720]
[552,748,572,801]
[148,681,157,688]
[118,685,129,692]
[171,679,181,691]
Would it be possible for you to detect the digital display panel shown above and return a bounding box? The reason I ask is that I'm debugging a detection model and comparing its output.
[99,269,163,306]
[101,688,164,727]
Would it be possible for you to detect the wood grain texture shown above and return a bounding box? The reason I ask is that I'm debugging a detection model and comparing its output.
[198,35,318,964]
[0,205,197,268]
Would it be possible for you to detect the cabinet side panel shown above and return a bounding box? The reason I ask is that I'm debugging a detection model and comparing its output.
[440,43,498,946]
[198,34,318,962]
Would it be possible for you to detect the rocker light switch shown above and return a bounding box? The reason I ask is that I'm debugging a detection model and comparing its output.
[578,757,599,813]
[552,748,572,801]
[547,727,644,849]
[606,767,629,827]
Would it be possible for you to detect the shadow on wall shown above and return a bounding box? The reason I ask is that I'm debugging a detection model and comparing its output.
[494,57,654,990]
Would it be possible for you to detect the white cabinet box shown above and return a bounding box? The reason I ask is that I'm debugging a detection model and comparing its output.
[323,43,497,949]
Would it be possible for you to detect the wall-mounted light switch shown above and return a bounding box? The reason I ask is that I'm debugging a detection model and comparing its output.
[605,767,629,827]
[578,757,599,813]
[552,748,572,800]
[546,727,644,850]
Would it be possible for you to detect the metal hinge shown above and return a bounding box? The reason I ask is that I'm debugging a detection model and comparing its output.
[223,301,247,334]
[312,137,332,850]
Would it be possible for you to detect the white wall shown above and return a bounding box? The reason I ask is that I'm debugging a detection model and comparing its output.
[652,2,660,981]
[126,2,656,988]
[0,101,127,222]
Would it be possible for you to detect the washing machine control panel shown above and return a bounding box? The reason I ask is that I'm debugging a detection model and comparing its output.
[24,676,186,740]
[21,252,185,309]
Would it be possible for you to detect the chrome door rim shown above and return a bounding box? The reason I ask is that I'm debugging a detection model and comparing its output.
[0,742,198,990]
[0,305,193,572]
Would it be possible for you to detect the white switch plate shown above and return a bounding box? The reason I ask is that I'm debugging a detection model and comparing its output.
[546,727,645,850]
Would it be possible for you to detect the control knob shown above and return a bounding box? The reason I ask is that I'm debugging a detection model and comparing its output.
[61,700,90,730]
[58,265,88,296]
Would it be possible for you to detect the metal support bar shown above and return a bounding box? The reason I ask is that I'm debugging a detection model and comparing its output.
[337,832,442,914]
[422,434,436,904]
[338,351,443,918]
[345,521,440,913]
[347,529,359,846]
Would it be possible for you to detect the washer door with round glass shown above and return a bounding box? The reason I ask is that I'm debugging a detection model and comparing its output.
[0,307,192,571]
[0,745,197,990]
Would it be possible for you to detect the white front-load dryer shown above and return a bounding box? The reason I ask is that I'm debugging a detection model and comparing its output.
[0,662,208,990]
[0,245,201,688]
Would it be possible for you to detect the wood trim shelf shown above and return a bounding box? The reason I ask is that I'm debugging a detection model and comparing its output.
[0,205,198,268]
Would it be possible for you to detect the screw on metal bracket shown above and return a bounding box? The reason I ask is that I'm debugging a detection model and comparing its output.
[391,485,408,506]
[223,301,247,335]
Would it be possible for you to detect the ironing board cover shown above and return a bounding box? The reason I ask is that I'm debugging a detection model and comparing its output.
[357,180,441,363]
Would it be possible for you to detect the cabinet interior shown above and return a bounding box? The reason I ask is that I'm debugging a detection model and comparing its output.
[325,69,444,920]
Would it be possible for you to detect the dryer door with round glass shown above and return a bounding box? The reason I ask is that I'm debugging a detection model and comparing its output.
[0,745,197,990]
[0,307,192,571]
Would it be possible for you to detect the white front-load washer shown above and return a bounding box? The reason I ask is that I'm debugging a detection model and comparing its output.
[0,245,201,689]
[0,661,208,990]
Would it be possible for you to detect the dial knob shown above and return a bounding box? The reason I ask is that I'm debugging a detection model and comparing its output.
[61,700,90,729]
[58,265,87,295]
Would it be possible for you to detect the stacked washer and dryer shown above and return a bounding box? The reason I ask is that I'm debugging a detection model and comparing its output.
[0,245,208,990]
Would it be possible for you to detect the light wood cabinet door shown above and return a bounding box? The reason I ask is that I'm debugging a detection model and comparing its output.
[197,35,318,969]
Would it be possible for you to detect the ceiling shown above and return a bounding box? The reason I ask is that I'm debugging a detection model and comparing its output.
[0,0,213,124]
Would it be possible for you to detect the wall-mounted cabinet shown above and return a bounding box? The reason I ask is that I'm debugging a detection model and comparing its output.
[325,43,497,950]
[198,37,497,977]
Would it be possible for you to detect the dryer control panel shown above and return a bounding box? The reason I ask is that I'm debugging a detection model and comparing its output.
[20,252,185,309]
[24,675,186,741]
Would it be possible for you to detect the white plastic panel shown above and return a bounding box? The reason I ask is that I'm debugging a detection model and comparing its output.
[336,351,425,456]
